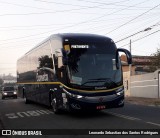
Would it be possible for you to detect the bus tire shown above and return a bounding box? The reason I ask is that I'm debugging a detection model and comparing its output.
[25,98,31,104]
[49,92,54,107]
[51,98,61,114]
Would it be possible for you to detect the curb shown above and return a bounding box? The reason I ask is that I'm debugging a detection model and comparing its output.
[126,101,160,108]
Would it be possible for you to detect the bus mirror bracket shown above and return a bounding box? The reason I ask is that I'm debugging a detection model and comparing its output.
[62,49,68,65]
[117,48,132,65]
[55,49,68,65]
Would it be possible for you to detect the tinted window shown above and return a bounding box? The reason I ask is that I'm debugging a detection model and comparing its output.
[66,40,122,89]
[3,87,14,91]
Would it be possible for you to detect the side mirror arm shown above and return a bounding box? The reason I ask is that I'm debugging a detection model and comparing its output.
[117,48,132,64]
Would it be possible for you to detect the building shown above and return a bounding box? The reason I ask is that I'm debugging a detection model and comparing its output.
[121,55,152,75]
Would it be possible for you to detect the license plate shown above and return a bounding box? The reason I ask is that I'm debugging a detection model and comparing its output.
[96,105,106,110]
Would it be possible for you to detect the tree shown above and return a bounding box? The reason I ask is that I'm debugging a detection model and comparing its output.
[149,47,160,72]
[38,55,53,69]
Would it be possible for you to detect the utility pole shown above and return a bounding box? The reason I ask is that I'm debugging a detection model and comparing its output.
[129,39,132,96]
[129,39,132,75]
[115,27,152,97]
[129,39,132,54]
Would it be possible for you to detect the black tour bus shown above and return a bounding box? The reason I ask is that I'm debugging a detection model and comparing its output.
[17,33,132,113]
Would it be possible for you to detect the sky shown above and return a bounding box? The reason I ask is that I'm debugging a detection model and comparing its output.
[0,0,160,76]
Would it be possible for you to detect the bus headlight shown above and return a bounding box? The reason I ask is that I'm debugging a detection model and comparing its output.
[62,88,84,99]
[116,88,124,96]
[69,93,84,99]
[4,92,7,95]
[76,95,83,99]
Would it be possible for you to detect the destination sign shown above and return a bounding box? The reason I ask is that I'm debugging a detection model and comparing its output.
[71,45,89,48]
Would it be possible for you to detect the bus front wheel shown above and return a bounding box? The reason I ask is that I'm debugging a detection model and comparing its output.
[51,98,61,114]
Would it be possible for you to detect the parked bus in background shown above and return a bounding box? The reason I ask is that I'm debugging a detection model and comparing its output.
[17,33,132,113]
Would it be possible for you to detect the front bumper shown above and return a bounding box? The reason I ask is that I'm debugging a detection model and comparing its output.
[67,94,124,110]
[2,93,17,98]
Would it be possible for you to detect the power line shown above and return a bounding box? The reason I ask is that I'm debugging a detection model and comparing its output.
[0,15,143,31]
[0,0,111,11]
[0,36,46,49]
[0,0,151,17]
[115,27,152,43]
[1,0,134,16]
[75,0,131,6]
[35,0,130,7]
[113,14,160,40]
[105,2,160,35]
[119,29,160,48]
[0,0,151,44]
[0,7,96,16]
[0,0,53,11]
[115,21,160,43]
[92,0,152,34]
[0,0,156,51]
[0,0,132,17]
[1,12,159,34]
[77,0,160,10]
[33,0,100,8]
[33,0,147,11]
[132,29,160,43]
[0,15,140,29]
[88,12,160,35]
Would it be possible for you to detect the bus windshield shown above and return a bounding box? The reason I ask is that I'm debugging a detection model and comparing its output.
[66,41,122,89]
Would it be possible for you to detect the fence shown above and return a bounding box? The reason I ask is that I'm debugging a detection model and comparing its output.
[123,69,160,98]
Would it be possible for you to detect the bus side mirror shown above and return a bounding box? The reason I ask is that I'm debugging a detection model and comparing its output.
[117,48,132,64]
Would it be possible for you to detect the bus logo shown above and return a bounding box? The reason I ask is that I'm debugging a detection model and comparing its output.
[36,74,48,82]
[99,97,104,102]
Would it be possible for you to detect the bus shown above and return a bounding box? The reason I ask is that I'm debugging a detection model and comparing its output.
[17,33,132,113]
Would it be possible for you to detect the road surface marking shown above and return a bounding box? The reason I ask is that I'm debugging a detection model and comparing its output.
[106,111,141,121]
[106,111,160,127]
[131,85,158,88]
[146,122,160,127]
[131,79,158,83]
[5,110,53,119]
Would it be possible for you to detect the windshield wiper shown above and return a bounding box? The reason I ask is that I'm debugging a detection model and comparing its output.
[89,78,111,80]
[89,78,118,88]
[81,80,106,86]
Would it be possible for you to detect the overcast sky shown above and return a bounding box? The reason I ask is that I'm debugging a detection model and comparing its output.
[0,0,160,76]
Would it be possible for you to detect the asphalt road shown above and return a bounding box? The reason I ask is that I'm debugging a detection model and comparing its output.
[0,97,160,138]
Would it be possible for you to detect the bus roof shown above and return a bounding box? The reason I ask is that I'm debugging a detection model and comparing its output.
[51,33,112,42]
[18,33,113,60]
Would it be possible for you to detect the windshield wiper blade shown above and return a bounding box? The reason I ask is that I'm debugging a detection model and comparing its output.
[89,78,111,80]
[81,80,106,86]
[89,78,118,88]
